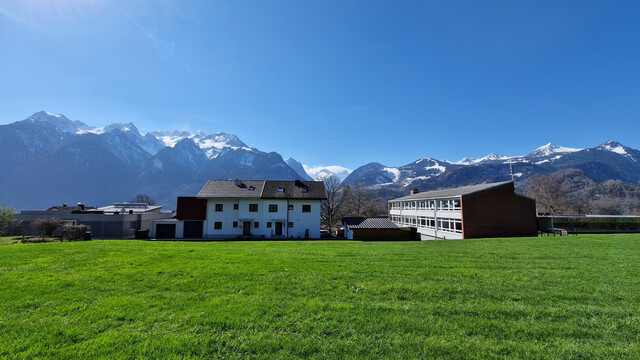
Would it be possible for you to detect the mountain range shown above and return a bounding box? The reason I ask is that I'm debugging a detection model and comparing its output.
[1,111,639,209]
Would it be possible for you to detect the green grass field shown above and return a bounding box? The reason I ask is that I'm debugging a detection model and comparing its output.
[1,235,639,359]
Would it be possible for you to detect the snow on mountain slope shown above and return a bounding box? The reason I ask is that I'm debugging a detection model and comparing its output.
[23,111,92,134]
[303,165,352,182]
[150,130,250,159]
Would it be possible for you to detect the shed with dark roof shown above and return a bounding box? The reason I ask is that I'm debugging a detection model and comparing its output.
[342,217,415,240]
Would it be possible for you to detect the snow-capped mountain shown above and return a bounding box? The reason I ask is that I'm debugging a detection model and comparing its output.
[342,158,456,187]
[284,158,314,181]
[344,141,640,191]
[0,111,304,209]
[303,165,353,182]
[2,111,639,209]
[150,130,250,159]
[22,111,93,134]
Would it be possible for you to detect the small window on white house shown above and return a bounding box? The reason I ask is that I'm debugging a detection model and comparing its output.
[277,187,284,192]
[215,204,223,212]
[233,203,239,210]
[302,205,311,213]
[214,222,222,230]
[233,221,238,228]
[288,205,293,210]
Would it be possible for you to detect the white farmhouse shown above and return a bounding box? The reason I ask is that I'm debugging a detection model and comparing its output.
[151,180,327,239]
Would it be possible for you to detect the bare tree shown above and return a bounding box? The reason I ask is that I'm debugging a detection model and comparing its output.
[131,194,157,206]
[342,183,385,217]
[32,218,61,241]
[320,175,344,233]
[527,174,569,214]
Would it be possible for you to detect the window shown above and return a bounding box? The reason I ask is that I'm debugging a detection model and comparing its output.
[288,222,294,228]
[254,222,259,228]
[248,186,255,190]
[233,221,238,228]
[249,204,258,212]
[215,203,223,212]
[302,205,311,213]
[267,222,272,228]
[277,187,284,192]
[129,221,137,230]
[301,188,308,193]
[288,204,293,210]
[214,222,222,230]
[233,203,238,210]
[269,204,278,212]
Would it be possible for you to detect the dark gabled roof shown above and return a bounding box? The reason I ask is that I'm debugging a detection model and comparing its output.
[196,180,327,200]
[197,180,266,198]
[261,180,327,200]
[391,181,514,201]
[342,217,400,229]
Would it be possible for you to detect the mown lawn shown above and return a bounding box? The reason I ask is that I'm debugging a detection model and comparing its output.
[1,235,639,359]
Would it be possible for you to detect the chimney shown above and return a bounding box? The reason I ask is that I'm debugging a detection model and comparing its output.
[410,189,420,195]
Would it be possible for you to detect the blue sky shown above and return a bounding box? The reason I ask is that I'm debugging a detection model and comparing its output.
[1,0,639,169]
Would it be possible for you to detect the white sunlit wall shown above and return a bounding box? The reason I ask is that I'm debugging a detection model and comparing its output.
[203,198,321,239]
[389,198,463,240]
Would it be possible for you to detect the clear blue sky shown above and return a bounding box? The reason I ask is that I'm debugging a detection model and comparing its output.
[1,0,639,169]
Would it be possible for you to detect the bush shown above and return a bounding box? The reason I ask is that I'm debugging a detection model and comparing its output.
[61,224,91,241]
[31,218,62,241]
[0,205,19,236]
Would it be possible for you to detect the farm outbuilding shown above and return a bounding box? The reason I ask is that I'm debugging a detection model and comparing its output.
[342,217,415,240]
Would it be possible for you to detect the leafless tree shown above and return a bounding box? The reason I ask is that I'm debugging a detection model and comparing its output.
[131,194,157,206]
[527,174,569,214]
[32,218,61,241]
[342,183,385,217]
[320,175,344,233]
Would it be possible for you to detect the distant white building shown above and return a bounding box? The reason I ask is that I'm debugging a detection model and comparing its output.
[151,180,327,239]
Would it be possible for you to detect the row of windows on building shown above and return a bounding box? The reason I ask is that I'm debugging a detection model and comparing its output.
[213,221,295,230]
[214,203,312,213]
[390,215,463,233]
[389,198,461,211]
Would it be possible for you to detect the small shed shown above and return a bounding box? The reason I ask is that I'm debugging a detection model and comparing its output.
[342,217,415,240]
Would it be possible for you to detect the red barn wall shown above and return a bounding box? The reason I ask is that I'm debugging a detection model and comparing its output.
[461,183,537,239]
[176,197,207,221]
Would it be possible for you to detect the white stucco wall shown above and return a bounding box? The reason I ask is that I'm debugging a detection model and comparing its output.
[202,198,322,239]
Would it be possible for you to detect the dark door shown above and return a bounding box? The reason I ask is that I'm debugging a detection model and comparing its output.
[275,222,283,236]
[183,221,203,238]
[243,221,251,236]
[156,224,176,239]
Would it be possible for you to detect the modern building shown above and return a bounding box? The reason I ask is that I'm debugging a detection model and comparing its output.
[16,202,172,238]
[342,217,414,240]
[388,181,537,240]
[151,179,327,239]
